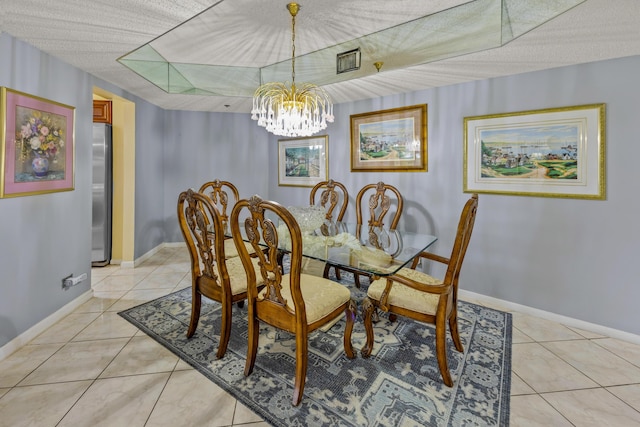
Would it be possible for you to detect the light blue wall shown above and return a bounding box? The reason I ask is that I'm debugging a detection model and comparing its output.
[0,34,94,346]
[161,110,270,243]
[2,29,640,349]
[0,34,181,346]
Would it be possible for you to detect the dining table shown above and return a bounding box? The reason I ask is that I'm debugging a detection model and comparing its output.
[228,204,438,279]
[285,205,438,276]
[227,205,439,354]
[289,222,438,278]
[216,207,436,291]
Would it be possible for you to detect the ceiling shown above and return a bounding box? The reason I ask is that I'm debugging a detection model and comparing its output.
[2,0,640,113]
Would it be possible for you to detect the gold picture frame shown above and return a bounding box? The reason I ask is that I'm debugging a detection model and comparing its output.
[350,104,427,172]
[463,104,606,199]
[1,87,75,198]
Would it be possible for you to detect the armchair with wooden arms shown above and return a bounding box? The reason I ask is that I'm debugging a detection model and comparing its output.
[177,188,263,359]
[361,194,479,387]
[230,195,357,406]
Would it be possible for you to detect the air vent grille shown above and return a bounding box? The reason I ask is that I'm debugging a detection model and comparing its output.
[337,48,361,74]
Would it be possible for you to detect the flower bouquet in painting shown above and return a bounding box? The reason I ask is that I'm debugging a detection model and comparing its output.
[1,87,74,198]
[15,107,67,180]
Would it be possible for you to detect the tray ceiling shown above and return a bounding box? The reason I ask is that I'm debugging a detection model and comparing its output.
[2,0,640,113]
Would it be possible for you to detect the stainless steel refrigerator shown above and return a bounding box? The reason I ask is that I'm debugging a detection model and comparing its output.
[92,123,113,267]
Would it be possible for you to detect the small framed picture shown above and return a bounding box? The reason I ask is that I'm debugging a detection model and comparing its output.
[278,135,328,187]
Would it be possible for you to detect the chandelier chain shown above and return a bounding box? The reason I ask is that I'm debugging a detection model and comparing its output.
[291,7,296,85]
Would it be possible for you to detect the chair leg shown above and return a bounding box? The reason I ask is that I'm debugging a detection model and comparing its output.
[244,314,259,377]
[449,311,463,352]
[216,299,232,359]
[323,263,342,280]
[361,298,376,357]
[186,291,201,338]
[343,300,356,359]
[435,310,453,387]
[322,263,332,279]
[353,273,361,288]
[292,334,308,406]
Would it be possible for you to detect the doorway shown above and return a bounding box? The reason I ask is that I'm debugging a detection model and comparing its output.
[92,88,136,266]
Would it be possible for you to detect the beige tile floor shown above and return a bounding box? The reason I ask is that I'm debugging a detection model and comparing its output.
[1,246,639,426]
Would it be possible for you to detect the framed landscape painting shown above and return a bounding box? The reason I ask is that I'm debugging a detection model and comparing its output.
[0,87,75,198]
[278,135,328,187]
[463,104,606,199]
[350,104,427,172]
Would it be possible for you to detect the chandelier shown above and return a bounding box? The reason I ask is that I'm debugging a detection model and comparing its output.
[251,2,334,137]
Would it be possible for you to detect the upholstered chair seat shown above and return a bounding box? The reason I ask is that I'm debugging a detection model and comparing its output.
[263,273,352,324]
[367,268,442,314]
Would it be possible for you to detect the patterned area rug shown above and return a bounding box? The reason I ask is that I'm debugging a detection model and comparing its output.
[119,275,511,426]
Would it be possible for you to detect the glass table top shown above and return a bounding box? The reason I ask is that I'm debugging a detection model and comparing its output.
[230,220,437,277]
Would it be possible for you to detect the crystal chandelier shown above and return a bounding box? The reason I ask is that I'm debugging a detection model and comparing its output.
[251,2,334,137]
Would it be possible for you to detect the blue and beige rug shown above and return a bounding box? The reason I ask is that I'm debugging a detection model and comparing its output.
[119,275,511,426]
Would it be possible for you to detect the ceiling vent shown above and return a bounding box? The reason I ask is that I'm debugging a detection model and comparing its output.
[337,48,361,74]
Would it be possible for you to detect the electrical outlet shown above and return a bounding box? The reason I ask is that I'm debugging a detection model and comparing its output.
[62,273,87,290]
[62,274,73,290]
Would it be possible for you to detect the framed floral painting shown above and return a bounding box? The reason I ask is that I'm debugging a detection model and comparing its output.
[0,87,75,198]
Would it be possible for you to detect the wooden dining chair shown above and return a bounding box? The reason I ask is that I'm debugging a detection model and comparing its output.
[177,188,263,359]
[308,179,349,277]
[361,194,479,387]
[309,179,349,224]
[327,181,404,287]
[199,179,253,259]
[230,195,356,406]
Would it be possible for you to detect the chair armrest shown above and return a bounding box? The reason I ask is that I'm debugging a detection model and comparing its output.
[410,251,450,269]
[378,274,450,311]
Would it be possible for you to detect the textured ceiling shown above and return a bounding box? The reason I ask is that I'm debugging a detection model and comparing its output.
[2,0,640,113]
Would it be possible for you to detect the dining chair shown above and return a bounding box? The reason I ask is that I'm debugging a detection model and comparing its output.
[177,188,263,359]
[230,195,356,406]
[198,179,253,259]
[327,181,404,287]
[308,179,349,277]
[309,179,349,225]
[361,194,479,387]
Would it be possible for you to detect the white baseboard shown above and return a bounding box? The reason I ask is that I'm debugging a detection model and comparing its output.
[460,289,640,345]
[0,290,93,361]
[112,242,186,269]
[6,256,636,363]
[133,242,186,267]
[163,242,186,248]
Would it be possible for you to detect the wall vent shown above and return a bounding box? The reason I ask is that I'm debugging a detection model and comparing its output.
[337,48,361,74]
